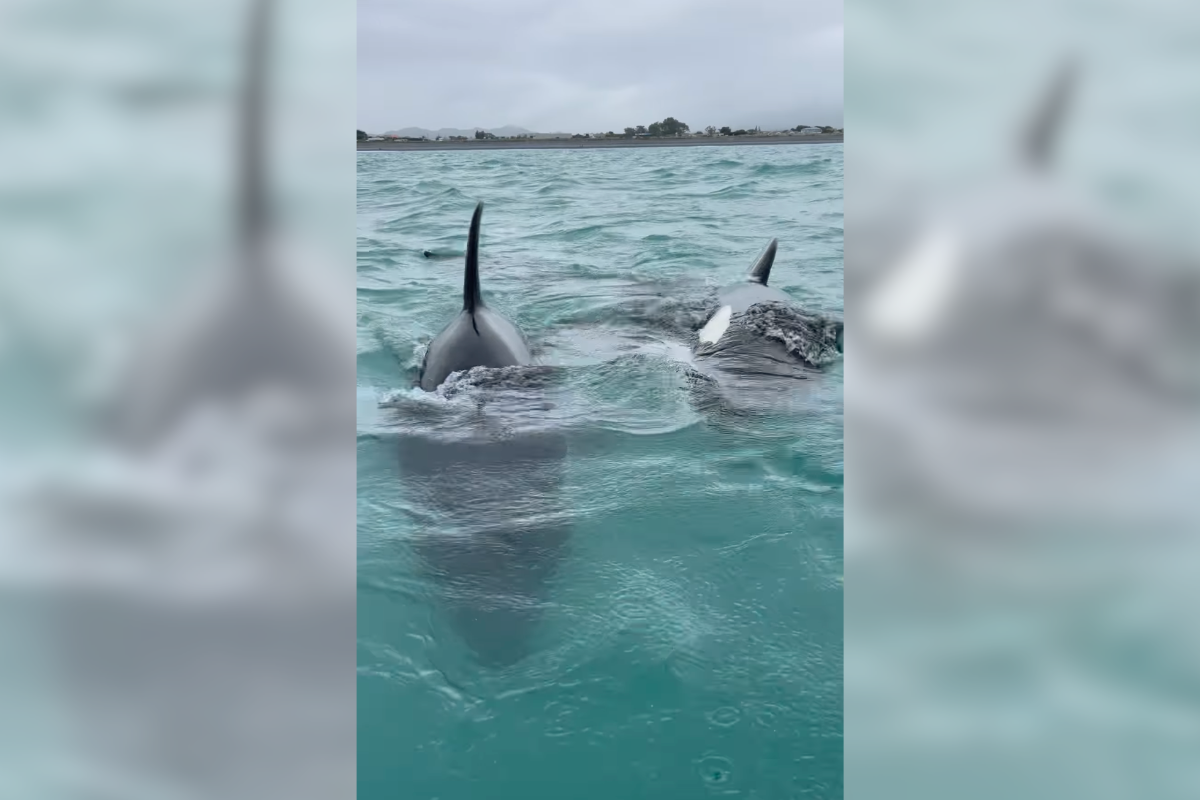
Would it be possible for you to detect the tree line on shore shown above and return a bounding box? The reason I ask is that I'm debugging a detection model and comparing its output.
[358,118,841,142]
[588,118,841,138]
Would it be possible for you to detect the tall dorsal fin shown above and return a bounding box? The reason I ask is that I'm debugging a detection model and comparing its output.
[463,202,485,315]
[239,0,271,262]
[1020,57,1077,171]
[747,238,778,285]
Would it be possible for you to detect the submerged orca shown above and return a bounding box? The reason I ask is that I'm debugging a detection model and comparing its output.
[398,426,569,668]
[418,202,533,391]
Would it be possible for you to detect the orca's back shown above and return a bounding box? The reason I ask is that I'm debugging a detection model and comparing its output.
[418,308,532,391]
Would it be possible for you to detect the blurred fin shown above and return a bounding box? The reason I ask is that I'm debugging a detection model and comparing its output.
[1020,57,1077,171]
[240,0,272,255]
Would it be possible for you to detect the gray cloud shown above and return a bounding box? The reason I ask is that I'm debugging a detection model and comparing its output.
[358,0,842,134]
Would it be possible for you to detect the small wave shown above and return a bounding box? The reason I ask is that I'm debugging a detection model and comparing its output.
[708,181,760,198]
[376,357,704,440]
[532,177,583,193]
[519,223,610,242]
[437,364,564,397]
[375,364,563,406]
[560,291,720,339]
[410,180,467,201]
[751,162,822,177]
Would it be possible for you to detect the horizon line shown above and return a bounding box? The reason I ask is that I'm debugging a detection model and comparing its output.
[362,123,845,134]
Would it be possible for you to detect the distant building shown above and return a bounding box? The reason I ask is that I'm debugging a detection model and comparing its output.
[799,127,822,135]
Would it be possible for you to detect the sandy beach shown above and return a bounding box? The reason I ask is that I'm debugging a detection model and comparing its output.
[358,133,842,152]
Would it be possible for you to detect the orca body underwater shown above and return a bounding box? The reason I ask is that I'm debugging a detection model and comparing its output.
[418,202,532,391]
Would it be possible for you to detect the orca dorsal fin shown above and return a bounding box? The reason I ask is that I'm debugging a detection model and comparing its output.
[239,0,271,264]
[1020,57,1077,171]
[747,238,778,285]
[463,202,485,314]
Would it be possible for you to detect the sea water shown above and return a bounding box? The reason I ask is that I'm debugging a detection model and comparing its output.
[357,143,843,799]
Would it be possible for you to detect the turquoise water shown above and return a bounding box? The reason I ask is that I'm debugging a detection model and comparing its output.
[357,143,843,799]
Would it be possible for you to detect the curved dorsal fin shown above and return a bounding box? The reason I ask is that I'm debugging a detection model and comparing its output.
[464,202,485,314]
[747,238,778,285]
[1020,57,1077,171]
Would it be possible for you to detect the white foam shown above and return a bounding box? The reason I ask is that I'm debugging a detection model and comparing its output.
[698,305,733,344]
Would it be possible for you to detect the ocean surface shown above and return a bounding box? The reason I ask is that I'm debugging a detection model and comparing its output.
[357,143,843,799]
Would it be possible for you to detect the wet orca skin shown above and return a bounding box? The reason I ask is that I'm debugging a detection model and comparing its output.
[696,238,798,346]
[417,202,533,391]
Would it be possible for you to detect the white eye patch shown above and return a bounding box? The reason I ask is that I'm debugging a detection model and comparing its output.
[698,305,733,344]
[865,224,959,344]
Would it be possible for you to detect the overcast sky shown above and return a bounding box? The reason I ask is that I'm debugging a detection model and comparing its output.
[357,0,842,134]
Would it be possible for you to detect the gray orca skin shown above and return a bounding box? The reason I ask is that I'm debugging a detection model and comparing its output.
[417,202,533,391]
[711,238,795,315]
[685,239,843,415]
[398,429,569,668]
[695,238,843,365]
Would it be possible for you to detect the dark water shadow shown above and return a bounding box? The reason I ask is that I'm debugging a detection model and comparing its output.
[387,370,572,669]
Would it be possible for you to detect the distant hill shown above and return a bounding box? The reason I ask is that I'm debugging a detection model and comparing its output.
[381,125,537,139]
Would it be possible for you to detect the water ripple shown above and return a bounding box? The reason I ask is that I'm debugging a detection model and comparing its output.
[357,142,843,799]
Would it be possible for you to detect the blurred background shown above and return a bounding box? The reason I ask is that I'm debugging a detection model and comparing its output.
[8,0,1199,795]
[0,0,355,797]
[847,0,1200,798]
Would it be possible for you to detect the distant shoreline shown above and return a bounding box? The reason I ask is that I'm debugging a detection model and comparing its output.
[357,134,843,153]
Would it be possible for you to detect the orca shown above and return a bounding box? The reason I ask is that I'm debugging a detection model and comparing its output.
[697,238,796,345]
[398,202,566,667]
[682,239,843,417]
[859,58,1084,350]
[398,426,569,668]
[850,57,1200,521]
[694,239,843,371]
[417,202,533,391]
[99,0,349,450]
